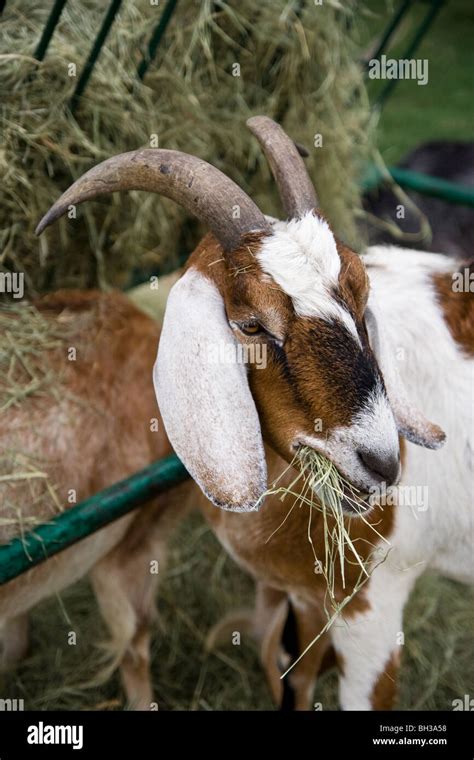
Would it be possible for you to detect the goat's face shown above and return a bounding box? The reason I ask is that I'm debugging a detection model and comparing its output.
[222,213,400,505]
[36,116,445,513]
[156,212,445,513]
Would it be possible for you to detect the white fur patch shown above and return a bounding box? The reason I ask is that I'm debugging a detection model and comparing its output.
[331,559,421,710]
[364,245,474,583]
[257,212,360,343]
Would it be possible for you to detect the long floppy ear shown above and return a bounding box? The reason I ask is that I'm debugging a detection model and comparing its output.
[365,298,446,450]
[154,267,267,511]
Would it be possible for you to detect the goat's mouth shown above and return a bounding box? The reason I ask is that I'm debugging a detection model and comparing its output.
[312,471,373,517]
[336,484,372,516]
[291,439,373,517]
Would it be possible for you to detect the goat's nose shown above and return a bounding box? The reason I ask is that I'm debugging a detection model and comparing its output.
[358,449,400,485]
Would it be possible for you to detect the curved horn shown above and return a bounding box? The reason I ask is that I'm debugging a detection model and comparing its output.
[35,149,270,252]
[247,115,318,219]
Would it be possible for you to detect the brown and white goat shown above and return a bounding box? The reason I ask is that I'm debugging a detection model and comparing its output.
[3,117,472,710]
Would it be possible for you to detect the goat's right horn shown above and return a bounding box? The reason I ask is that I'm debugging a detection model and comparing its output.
[247,115,318,220]
[36,149,270,253]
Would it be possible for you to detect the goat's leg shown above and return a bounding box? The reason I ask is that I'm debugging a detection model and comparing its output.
[205,581,292,706]
[205,582,285,652]
[330,563,419,710]
[281,596,331,711]
[0,614,29,671]
[205,581,329,710]
[90,546,159,710]
[90,498,183,710]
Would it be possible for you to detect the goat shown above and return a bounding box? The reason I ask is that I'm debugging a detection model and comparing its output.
[3,117,472,711]
[0,289,186,709]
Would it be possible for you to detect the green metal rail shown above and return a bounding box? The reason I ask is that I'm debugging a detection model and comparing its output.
[32,0,179,108]
[70,0,124,112]
[34,0,68,61]
[137,0,179,81]
[363,164,474,207]
[367,0,446,109]
[368,0,413,63]
[0,455,189,586]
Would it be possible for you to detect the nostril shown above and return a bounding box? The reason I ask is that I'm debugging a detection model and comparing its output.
[358,449,400,485]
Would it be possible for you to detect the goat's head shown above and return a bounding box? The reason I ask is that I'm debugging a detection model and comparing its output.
[36,117,445,513]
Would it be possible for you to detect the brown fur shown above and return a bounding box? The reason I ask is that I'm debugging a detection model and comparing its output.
[433,262,474,357]
[0,292,189,709]
[337,242,370,321]
[370,650,400,710]
[199,449,388,616]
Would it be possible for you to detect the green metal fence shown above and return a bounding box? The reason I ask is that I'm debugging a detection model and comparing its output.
[366,0,446,108]
[0,456,189,585]
[33,0,180,110]
[363,165,474,207]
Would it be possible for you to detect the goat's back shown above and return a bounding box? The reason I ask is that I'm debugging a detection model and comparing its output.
[0,290,169,545]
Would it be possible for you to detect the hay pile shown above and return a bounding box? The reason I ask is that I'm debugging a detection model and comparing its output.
[1,0,370,296]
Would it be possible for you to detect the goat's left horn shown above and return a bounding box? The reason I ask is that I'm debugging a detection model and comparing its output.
[247,115,318,219]
[35,148,270,253]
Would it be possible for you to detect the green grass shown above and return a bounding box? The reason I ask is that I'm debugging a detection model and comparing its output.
[357,0,474,162]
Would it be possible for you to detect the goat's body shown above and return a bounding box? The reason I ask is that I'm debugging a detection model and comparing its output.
[365,247,473,583]
[197,246,473,709]
[0,248,471,711]
[0,292,183,708]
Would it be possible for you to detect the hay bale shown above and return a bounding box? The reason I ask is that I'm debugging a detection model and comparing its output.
[1,0,371,296]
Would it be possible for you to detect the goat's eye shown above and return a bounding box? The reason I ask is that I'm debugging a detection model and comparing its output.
[231,319,283,345]
[240,321,261,336]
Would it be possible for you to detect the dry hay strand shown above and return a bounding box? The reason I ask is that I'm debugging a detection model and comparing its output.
[0,448,64,545]
[1,0,371,296]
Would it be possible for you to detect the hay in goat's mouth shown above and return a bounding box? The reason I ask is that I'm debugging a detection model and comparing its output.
[260,446,390,677]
